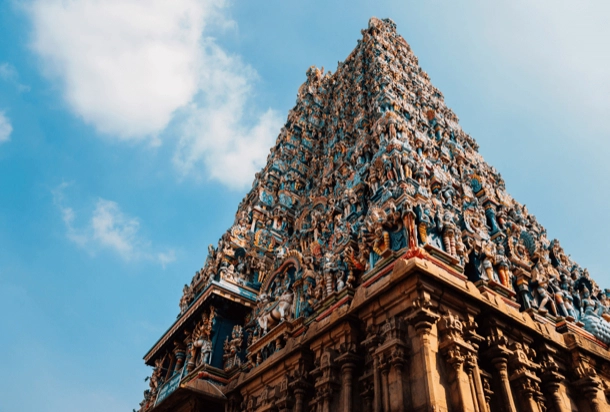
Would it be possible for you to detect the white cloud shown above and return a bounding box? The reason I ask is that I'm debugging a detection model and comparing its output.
[0,63,18,81]
[90,199,141,260]
[0,63,31,92]
[29,0,281,188]
[157,250,177,269]
[173,43,282,188]
[52,183,174,265]
[0,111,12,143]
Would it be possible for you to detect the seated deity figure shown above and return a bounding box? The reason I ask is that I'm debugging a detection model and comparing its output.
[220,263,237,282]
[597,290,610,322]
[372,224,391,257]
[580,287,598,319]
[578,286,610,344]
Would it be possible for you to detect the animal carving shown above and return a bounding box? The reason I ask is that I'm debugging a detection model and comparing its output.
[257,290,294,335]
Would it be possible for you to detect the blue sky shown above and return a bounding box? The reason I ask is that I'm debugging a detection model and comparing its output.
[1,1,609,410]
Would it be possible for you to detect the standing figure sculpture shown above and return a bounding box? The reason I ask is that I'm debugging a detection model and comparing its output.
[438,210,458,256]
[533,269,557,316]
[480,239,496,281]
[495,244,512,289]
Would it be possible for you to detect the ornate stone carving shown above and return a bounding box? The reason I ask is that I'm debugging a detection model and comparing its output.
[139,17,610,412]
[223,325,244,370]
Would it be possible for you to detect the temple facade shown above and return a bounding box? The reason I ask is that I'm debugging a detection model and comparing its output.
[137,18,610,412]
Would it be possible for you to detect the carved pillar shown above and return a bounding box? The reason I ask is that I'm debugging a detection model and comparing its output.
[341,362,356,411]
[463,355,480,412]
[405,294,441,412]
[574,372,604,412]
[374,317,409,412]
[380,356,391,412]
[464,320,489,412]
[277,377,293,412]
[360,381,374,412]
[389,347,407,412]
[484,331,517,412]
[337,343,359,412]
[373,354,382,412]
[491,356,516,412]
[539,353,569,412]
[289,365,312,412]
[322,387,333,412]
[311,350,340,412]
[438,312,477,412]
[480,372,494,412]
[293,387,307,412]
[508,343,544,412]
[362,325,382,412]
[288,354,312,412]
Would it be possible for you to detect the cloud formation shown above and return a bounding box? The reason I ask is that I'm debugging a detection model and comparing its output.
[29,0,282,188]
[52,183,174,266]
[0,111,12,143]
[0,63,30,92]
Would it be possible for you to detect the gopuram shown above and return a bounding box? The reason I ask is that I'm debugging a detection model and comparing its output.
[138,18,610,412]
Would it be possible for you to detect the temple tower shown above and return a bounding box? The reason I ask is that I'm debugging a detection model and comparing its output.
[138,18,610,412]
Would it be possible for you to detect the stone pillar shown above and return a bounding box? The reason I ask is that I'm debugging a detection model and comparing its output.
[512,378,544,412]
[575,375,604,412]
[380,358,390,412]
[463,356,480,412]
[405,296,441,412]
[438,312,477,412]
[373,317,409,412]
[539,355,569,412]
[337,354,358,412]
[480,373,494,412]
[389,347,407,412]
[289,355,313,412]
[321,387,332,412]
[483,330,517,412]
[293,388,307,412]
[490,356,517,412]
[464,320,489,412]
[448,349,477,412]
[362,325,382,412]
[360,380,374,412]
[507,343,544,412]
[541,380,565,412]
[373,354,382,412]
[311,350,339,412]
